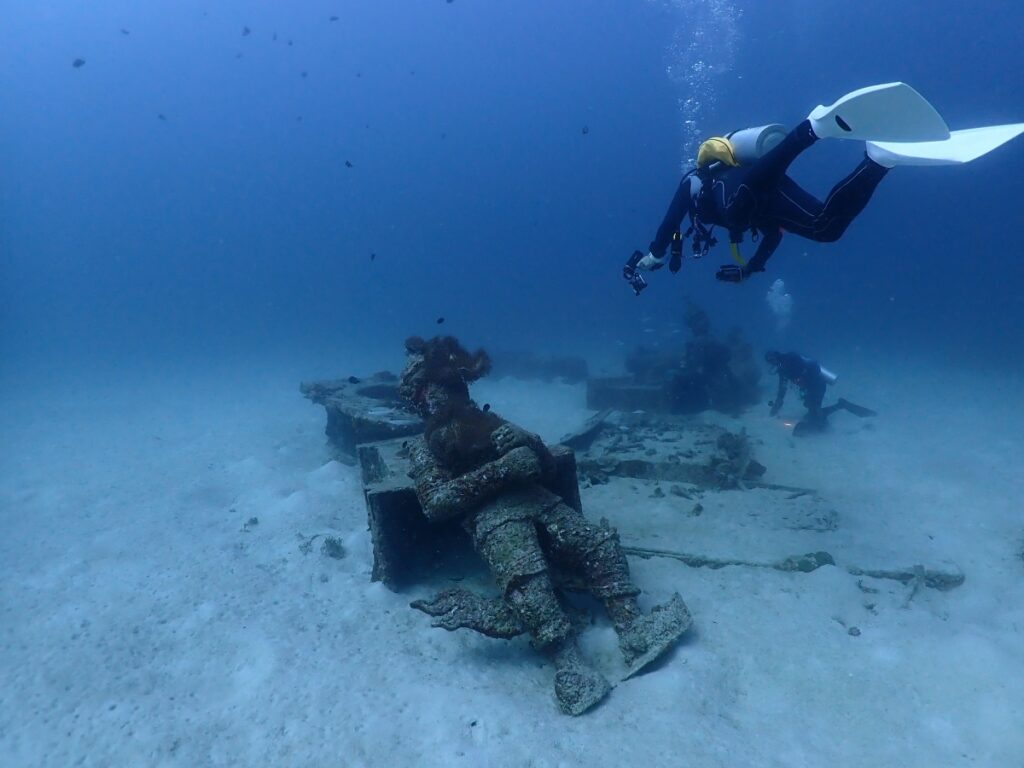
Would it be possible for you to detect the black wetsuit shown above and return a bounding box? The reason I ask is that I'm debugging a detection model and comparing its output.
[770,352,828,420]
[650,120,889,275]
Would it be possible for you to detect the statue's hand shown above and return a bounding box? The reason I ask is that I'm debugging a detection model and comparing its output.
[410,588,525,639]
[491,423,534,455]
[411,589,476,631]
[493,424,556,481]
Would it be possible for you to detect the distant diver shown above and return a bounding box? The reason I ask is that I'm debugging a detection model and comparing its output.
[623,83,1024,295]
[765,350,876,436]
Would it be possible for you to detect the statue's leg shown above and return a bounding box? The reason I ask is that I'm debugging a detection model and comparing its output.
[469,509,611,714]
[471,513,571,647]
[535,503,642,629]
[538,503,692,675]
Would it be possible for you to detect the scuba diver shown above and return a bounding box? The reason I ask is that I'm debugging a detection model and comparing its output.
[765,350,876,436]
[623,83,1024,294]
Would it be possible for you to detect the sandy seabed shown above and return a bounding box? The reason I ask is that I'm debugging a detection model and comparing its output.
[1,355,1022,768]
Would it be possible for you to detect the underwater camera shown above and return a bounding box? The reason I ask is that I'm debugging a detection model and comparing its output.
[627,270,648,296]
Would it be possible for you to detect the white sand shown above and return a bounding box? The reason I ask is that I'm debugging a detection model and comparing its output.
[1,358,1022,767]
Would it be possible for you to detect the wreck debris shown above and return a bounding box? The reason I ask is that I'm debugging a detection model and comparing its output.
[623,546,835,574]
[589,303,761,415]
[321,536,346,559]
[564,410,822,495]
[558,409,610,451]
[847,564,964,592]
[301,374,423,463]
[624,545,964,593]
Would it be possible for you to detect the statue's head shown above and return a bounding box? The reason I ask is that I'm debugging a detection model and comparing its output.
[399,335,492,418]
[400,336,499,473]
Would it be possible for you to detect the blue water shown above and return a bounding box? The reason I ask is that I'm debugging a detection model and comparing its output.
[5,4,1024,764]
[2,0,1023,373]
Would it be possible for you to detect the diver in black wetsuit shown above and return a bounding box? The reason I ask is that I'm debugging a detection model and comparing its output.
[765,350,876,436]
[622,119,888,292]
[620,81,1024,294]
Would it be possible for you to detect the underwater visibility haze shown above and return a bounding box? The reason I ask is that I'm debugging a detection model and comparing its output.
[2,0,1024,765]
[3,0,1022,374]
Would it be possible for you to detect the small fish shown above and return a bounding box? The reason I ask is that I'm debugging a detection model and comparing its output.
[301,71,308,78]
[482,403,491,413]
[273,33,278,42]
[72,58,86,68]
[120,28,130,35]
[242,26,250,37]
[436,317,445,325]
[157,113,167,121]
[370,252,376,261]
[296,116,303,122]
[355,71,362,78]
[344,160,353,168]
[347,376,361,384]
[581,125,589,135]
[329,16,339,22]
[287,39,293,47]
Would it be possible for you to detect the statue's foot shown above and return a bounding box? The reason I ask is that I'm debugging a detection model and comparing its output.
[618,593,693,679]
[550,639,611,716]
[554,665,611,716]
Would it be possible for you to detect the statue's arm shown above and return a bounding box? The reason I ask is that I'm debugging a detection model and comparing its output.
[491,423,556,478]
[409,440,542,523]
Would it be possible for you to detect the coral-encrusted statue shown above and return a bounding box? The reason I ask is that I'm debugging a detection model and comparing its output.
[400,336,692,715]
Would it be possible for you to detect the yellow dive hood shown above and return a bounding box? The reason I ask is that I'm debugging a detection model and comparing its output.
[697,137,739,168]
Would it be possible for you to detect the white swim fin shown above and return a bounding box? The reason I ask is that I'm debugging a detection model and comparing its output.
[867,123,1024,166]
[808,82,950,142]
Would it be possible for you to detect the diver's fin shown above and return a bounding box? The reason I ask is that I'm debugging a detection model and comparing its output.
[837,398,877,418]
[867,123,1024,167]
[808,82,950,142]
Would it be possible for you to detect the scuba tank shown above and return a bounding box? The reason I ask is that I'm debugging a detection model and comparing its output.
[695,124,787,173]
[818,365,838,384]
[686,123,789,261]
[724,124,788,164]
